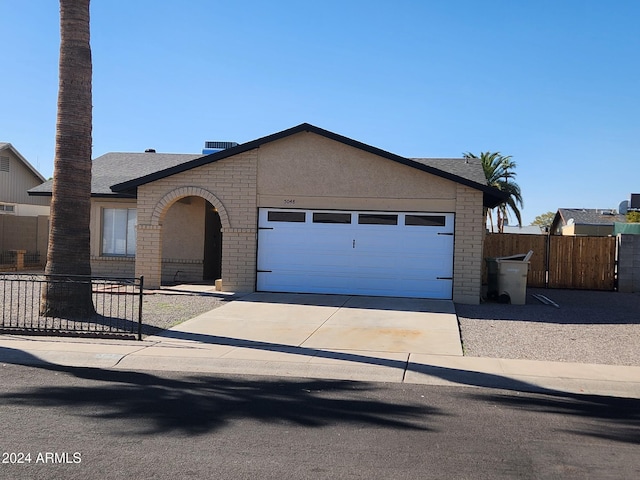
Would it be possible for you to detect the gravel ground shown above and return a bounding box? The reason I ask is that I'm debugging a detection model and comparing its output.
[4,274,639,367]
[456,288,640,367]
[141,290,229,336]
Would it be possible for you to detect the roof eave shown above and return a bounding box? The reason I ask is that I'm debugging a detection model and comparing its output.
[109,123,507,206]
[483,190,509,209]
[27,190,51,197]
[28,190,137,199]
[1,143,47,183]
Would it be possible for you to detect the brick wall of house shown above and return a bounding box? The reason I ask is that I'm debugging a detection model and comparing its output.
[91,256,135,277]
[162,259,204,284]
[453,184,484,304]
[136,151,258,291]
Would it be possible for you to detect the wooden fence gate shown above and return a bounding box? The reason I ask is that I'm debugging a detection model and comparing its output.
[483,234,617,290]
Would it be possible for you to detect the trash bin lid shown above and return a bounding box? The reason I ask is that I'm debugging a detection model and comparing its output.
[496,250,533,262]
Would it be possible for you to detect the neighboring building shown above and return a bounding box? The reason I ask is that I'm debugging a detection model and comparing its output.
[0,143,50,266]
[550,208,627,236]
[0,143,50,216]
[30,123,506,304]
[499,225,544,235]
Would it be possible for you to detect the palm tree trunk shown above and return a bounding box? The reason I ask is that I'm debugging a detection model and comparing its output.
[41,0,94,318]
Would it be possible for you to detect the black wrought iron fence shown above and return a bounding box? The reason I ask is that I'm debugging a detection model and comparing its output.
[24,252,42,267]
[0,251,43,270]
[0,274,144,340]
[0,251,16,266]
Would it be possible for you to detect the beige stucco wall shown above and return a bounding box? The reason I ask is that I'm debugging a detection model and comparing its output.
[132,131,485,303]
[562,224,614,236]
[257,132,457,212]
[162,196,206,260]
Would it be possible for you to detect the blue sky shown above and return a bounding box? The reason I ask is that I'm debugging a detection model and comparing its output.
[2,0,639,225]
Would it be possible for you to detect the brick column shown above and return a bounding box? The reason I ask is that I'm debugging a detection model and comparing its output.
[453,185,484,304]
[135,224,163,289]
[221,228,257,292]
[11,250,26,271]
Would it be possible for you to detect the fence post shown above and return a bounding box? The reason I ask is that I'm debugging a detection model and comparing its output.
[137,276,144,340]
[545,235,550,289]
[10,250,26,271]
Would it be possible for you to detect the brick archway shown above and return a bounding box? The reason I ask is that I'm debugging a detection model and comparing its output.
[136,187,231,288]
[151,186,230,229]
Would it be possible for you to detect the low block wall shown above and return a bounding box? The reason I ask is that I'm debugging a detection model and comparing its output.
[91,257,136,278]
[161,259,204,284]
[617,234,640,293]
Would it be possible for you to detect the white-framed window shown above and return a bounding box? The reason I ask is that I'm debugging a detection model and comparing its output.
[102,208,136,256]
[0,203,15,214]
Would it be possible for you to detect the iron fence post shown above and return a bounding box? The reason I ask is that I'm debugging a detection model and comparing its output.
[137,276,144,340]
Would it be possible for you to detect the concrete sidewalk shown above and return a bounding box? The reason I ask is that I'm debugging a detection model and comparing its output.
[1,292,639,399]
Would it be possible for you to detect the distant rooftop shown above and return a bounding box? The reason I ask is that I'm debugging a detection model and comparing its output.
[556,208,627,225]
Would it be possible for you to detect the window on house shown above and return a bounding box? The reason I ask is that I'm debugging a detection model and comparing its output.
[358,214,398,225]
[102,208,136,256]
[405,215,447,227]
[0,204,16,213]
[267,211,306,222]
[312,212,352,224]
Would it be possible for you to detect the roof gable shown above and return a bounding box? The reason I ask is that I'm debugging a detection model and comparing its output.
[109,123,506,207]
[0,142,46,183]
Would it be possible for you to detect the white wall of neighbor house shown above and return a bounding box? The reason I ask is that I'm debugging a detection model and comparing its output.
[9,204,50,216]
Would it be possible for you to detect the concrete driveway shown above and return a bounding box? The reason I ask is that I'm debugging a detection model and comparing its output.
[135,293,463,376]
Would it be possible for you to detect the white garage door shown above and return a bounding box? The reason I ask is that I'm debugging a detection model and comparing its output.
[257,209,454,299]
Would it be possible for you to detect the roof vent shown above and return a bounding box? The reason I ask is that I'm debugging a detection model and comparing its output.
[202,141,239,155]
[145,148,156,153]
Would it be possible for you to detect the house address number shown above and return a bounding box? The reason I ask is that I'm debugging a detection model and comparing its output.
[283,199,296,205]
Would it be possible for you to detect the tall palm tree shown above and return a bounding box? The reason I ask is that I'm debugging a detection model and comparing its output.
[463,152,523,233]
[41,0,94,317]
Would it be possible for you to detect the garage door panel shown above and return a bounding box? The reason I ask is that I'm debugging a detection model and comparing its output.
[257,209,454,299]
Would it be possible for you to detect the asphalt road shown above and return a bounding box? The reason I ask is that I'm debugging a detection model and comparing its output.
[0,363,638,480]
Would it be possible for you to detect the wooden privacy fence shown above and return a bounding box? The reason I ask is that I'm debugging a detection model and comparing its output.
[483,234,617,291]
